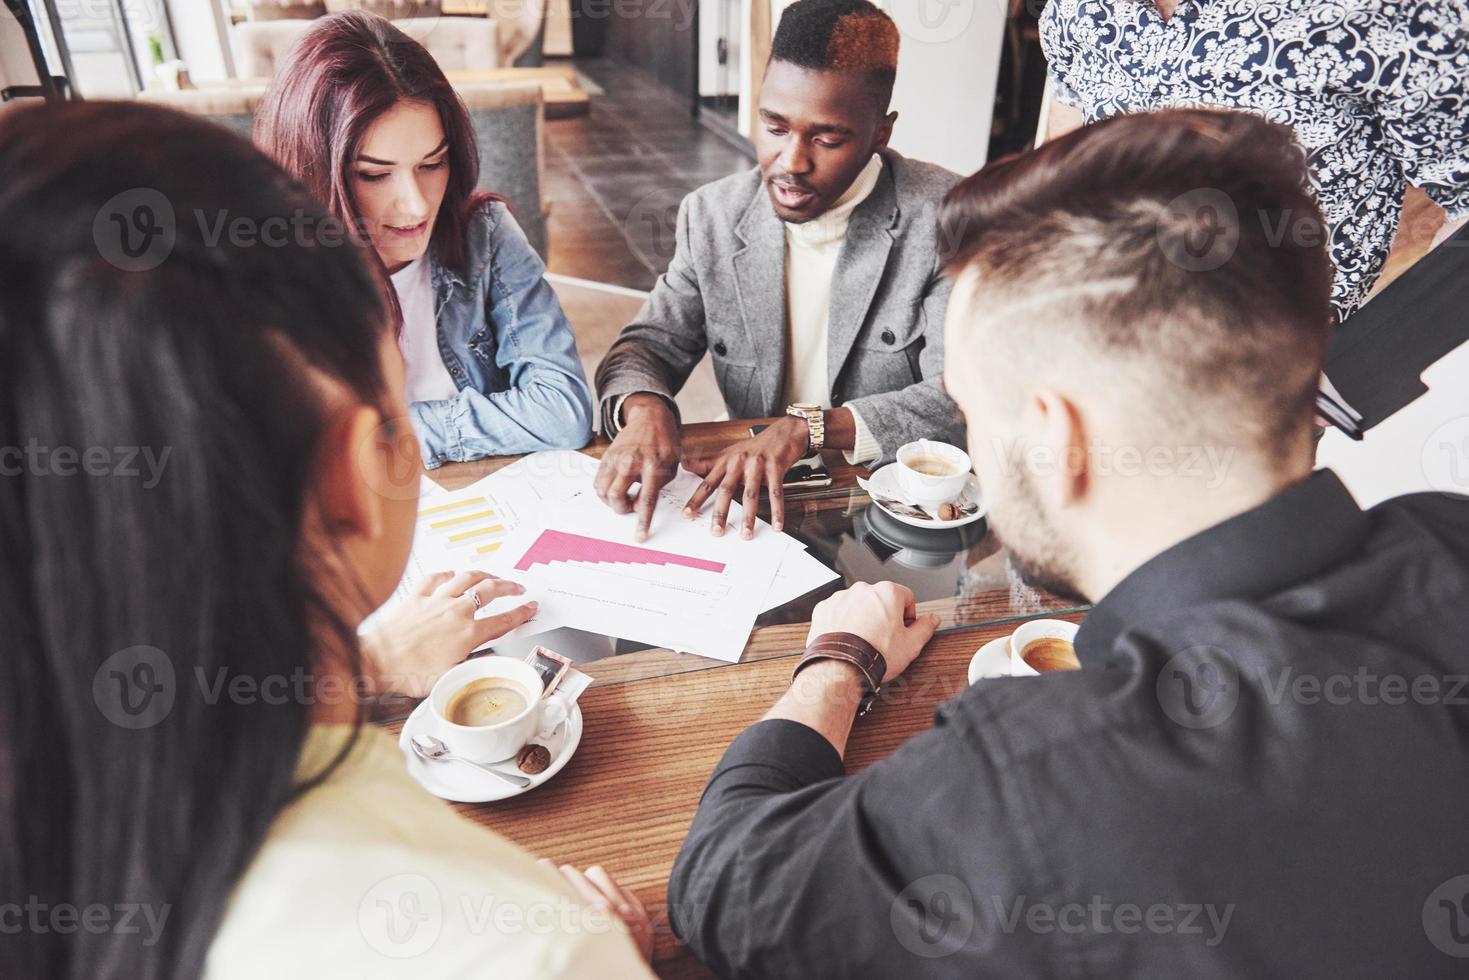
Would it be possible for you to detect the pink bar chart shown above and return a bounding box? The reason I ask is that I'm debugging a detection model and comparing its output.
[513,529,727,575]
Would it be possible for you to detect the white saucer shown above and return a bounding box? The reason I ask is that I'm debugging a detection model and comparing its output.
[398,700,584,804]
[968,635,1016,684]
[865,463,987,529]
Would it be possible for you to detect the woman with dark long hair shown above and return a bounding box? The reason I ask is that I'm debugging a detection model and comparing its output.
[255,10,593,468]
[0,101,651,979]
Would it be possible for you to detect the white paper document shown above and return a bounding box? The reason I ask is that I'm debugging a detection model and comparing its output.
[368,451,839,662]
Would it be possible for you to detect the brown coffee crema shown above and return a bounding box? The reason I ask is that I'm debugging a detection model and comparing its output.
[1021,637,1081,673]
[446,678,532,727]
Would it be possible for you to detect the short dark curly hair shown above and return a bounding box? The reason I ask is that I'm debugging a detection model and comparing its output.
[768,0,899,113]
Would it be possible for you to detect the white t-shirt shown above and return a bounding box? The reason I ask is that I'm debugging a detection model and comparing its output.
[205,725,654,979]
[390,254,461,404]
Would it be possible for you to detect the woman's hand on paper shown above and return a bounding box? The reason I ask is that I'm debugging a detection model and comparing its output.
[361,570,537,697]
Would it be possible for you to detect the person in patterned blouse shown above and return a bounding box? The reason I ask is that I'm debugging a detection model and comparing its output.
[1039,0,1469,324]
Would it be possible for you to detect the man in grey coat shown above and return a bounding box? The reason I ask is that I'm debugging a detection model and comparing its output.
[593,0,964,541]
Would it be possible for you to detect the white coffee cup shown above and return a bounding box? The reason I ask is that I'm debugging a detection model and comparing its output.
[1008,619,1081,677]
[896,439,971,506]
[428,656,567,762]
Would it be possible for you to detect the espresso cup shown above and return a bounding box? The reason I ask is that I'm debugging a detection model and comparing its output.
[1008,619,1081,677]
[428,656,567,762]
[896,439,971,506]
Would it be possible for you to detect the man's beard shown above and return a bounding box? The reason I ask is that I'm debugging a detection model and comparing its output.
[988,465,1090,605]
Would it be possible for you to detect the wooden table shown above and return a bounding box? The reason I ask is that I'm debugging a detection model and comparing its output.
[388,612,1085,978]
[381,422,1087,977]
[369,419,1082,716]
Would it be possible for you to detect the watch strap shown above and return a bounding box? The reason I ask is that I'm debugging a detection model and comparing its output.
[792,632,888,716]
[786,405,825,451]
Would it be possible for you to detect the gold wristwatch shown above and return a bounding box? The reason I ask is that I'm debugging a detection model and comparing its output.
[786,404,825,451]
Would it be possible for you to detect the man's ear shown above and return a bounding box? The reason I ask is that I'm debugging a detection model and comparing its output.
[313,404,391,543]
[875,110,897,151]
[1026,387,1089,510]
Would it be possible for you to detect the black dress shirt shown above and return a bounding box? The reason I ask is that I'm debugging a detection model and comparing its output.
[668,471,1469,978]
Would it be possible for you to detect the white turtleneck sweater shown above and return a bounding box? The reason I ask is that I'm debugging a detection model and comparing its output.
[781,153,884,464]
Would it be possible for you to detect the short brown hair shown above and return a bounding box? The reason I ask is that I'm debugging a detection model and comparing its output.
[939,109,1334,454]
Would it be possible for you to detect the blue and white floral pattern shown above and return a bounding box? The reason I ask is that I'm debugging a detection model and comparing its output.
[1041,0,1469,321]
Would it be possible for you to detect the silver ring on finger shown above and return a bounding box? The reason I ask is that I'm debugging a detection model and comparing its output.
[467,589,482,610]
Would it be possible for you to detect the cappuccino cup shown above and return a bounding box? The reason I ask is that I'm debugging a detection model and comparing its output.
[896,440,971,506]
[1008,619,1081,676]
[428,656,567,762]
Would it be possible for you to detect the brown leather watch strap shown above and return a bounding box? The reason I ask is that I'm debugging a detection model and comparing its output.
[792,632,888,712]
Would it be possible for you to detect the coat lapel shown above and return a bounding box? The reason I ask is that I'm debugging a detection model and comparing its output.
[826,163,897,391]
[731,189,788,415]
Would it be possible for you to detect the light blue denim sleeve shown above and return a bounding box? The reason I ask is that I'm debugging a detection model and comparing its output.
[411,211,593,465]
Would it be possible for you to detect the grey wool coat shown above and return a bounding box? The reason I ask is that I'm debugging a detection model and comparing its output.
[595,149,965,464]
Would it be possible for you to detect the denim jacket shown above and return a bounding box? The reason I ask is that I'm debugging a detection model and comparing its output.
[411,201,593,467]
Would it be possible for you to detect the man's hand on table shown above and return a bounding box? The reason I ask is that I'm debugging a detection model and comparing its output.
[360,571,537,698]
[768,582,941,757]
[682,414,809,538]
[594,394,682,542]
[807,581,940,682]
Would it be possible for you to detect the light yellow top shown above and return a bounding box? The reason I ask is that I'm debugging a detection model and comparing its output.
[205,724,654,980]
[782,153,885,464]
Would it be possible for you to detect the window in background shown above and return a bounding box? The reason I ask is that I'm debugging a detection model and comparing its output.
[23,0,177,97]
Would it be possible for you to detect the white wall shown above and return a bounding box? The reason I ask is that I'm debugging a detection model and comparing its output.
[0,7,43,91]
[168,0,233,82]
[699,0,740,97]
[881,0,1004,175]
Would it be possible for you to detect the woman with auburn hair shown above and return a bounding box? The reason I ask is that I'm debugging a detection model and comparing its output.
[0,100,651,979]
[255,10,592,468]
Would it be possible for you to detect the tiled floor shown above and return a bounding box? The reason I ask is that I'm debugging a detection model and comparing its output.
[543,57,755,292]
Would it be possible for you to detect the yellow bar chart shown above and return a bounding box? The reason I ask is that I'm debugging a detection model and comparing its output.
[418,495,509,556]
